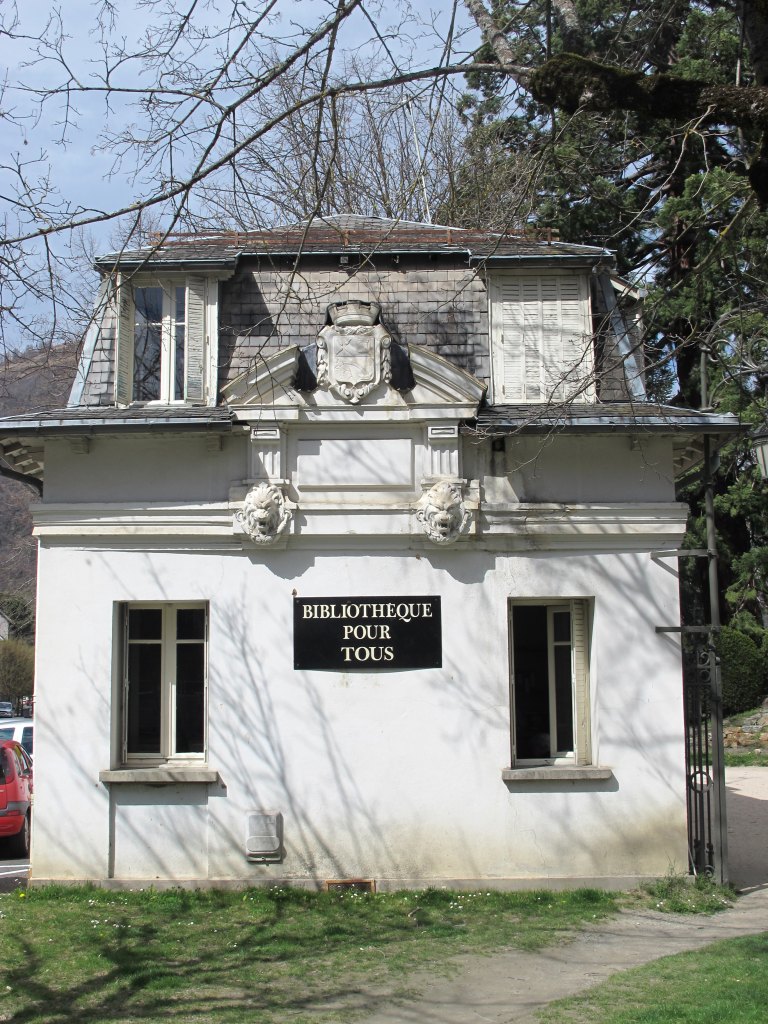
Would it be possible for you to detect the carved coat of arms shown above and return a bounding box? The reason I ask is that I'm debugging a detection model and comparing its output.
[316,301,391,403]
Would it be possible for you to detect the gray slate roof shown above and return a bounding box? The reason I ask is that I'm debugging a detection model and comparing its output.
[0,405,233,432]
[0,401,742,484]
[469,402,743,475]
[94,214,611,270]
[471,403,743,435]
[0,400,739,438]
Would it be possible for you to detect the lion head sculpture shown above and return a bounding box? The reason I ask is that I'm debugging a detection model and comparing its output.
[236,483,291,544]
[416,480,470,545]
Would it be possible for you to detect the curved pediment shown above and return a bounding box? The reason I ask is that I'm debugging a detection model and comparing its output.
[224,343,485,423]
[407,345,486,408]
[222,347,301,407]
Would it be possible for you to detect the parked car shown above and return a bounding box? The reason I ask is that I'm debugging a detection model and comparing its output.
[0,718,33,757]
[0,702,13,718]
[0,740,33,857]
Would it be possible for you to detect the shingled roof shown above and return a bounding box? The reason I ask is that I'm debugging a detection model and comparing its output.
[94,213,611,270]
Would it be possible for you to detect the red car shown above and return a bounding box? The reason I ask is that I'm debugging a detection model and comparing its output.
[0,740,33,857]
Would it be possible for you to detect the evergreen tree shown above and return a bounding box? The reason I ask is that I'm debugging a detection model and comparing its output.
[455,1,768,640]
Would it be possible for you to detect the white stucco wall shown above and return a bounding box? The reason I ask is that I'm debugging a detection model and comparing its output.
[31,517,688,887]
[43,431,677,508]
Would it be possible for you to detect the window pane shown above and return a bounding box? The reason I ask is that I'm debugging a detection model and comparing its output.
[554,646,574,752]
[174,324,185,400]
[128,608,162,641]
[124,603,208,763]
[177,607,205,640]
[127,645,162,753]
[553,611,570,643]
[513,606,551,758]
[173,287,186,400]
[135,287,163,322]
[134,327,162,400]
[176,643,205,753]
[134,287,163,401]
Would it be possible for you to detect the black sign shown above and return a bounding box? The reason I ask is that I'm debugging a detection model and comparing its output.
[293,597,442,671]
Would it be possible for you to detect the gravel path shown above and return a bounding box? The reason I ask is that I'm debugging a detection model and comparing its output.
[356,767,768,1024]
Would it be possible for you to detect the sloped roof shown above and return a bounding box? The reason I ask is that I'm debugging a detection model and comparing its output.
[468,402,744,477]
[471,402,743,434]
[94,213,611,270]
[0,405,234,481]
[0,405,233,430]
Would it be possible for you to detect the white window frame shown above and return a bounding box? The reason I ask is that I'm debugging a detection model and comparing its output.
[121,602,209,768]
[114,273,217,406]
[135,282,186,403]
[508,598,592,767]
[489,272,595,405]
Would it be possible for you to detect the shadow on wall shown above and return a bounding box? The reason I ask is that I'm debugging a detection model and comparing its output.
[33,540,694,885]
[208,577,497,884]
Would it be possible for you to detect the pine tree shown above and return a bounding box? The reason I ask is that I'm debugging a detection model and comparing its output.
[455,1,768,644]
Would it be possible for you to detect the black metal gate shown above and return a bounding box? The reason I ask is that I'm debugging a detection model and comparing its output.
[682,641,715,874]
[654,548,728,883]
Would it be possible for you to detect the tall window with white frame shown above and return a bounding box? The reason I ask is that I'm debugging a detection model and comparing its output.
[510,600,591,765]
[115,274,210,406]
[123,603,207,764]
[133,285,186,402]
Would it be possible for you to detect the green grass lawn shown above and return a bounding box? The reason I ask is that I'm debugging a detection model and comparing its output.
[0,880,732,1024]
[537,932,768,1024]
[724,750,768,767]
[0,885,617,1024]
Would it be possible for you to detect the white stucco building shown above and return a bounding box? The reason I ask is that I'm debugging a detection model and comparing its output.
[0,216,739,888]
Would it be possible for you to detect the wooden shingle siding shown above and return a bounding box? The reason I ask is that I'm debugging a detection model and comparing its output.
[218,257,490,390]
[80,304,118,406]
[77,245,633,407]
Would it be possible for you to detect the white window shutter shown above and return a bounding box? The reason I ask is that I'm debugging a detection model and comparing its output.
[114,275,134,406]
[185,275,207,402]
[493,275,593,404]
[499,279,525,401]
[570,600,591,765]
[521,279,543,401]
[496,278,544,402]
[554,277,593,401]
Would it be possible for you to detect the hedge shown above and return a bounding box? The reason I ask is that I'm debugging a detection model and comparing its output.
[716,626,764,716]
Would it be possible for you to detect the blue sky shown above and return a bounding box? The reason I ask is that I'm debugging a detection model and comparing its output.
[2,1,479,234]
[0,1,479,340]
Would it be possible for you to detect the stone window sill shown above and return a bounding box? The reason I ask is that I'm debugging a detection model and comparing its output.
[99,768,220,785]
[502,766,614,782]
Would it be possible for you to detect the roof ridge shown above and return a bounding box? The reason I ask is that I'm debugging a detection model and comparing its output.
[94,218,611,265]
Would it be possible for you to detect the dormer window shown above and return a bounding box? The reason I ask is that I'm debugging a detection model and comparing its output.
[489,273,595,404]
[130,285,189,401]
[114,275,215,405]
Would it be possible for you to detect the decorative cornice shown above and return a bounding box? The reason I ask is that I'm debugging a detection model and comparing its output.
[32,500,688,551]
